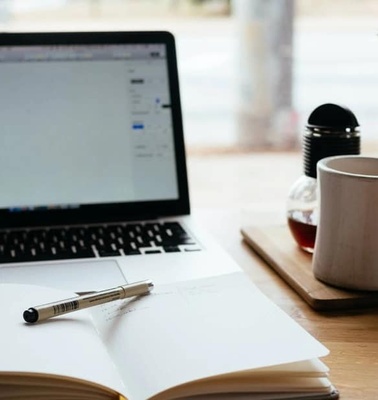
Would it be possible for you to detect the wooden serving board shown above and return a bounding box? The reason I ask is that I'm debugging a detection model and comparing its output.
[241,225,378,311]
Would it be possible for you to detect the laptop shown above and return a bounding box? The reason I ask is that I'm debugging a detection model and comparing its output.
[0,31,240,292]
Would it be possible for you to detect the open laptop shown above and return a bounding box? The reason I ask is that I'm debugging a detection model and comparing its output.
[0,31,239,292]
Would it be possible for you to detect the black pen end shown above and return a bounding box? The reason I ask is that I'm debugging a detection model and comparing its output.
[23,308,39,323]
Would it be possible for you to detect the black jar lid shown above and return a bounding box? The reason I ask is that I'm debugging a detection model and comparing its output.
[304,103,360,178]
[306,103,359,132]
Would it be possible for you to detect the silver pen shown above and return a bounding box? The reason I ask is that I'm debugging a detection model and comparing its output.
[23,279,154,324]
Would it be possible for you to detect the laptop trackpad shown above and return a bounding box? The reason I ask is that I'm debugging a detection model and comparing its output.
[0,260,127,293]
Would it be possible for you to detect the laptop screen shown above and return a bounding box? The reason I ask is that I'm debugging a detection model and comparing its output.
[0,32,189,228]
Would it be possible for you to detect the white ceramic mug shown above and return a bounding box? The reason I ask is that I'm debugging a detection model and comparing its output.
[313,155,378,290]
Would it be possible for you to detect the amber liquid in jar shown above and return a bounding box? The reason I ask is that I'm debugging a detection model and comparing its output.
[287,210,317,253]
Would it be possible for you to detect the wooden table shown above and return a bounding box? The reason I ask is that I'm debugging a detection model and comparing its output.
[187,150,378,400]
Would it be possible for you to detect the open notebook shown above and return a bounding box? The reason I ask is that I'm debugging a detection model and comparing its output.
[0,272,339,400]
[0,31,239,292]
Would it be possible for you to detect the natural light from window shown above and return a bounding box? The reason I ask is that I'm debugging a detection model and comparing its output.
[1,0,378,151]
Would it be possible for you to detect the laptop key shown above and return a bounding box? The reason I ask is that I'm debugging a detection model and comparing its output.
[144,249,162,254]
[123,247,141,256]
[97,248,121,257]
[163,246,181,253]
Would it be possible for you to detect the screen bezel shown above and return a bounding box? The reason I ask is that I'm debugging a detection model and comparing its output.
[0,31,190,228]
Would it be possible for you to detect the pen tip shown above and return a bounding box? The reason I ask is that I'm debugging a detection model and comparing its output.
[23,308,39,323]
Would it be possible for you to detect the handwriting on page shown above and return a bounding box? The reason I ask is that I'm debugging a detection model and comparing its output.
[178,283,219,297]
[96,282,221,322]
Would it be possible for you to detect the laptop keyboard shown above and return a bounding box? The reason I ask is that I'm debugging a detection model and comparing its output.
[0,222,200,264]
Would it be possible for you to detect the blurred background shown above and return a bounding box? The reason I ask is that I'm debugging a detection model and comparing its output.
[1,0,377,152]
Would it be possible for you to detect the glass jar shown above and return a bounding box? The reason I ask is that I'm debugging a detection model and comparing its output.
[287,103,360,253]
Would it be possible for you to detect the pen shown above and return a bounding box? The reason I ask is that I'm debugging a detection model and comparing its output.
[23,279,154,324]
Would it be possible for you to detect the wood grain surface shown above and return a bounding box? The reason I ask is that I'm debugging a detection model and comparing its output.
[241,224,378,310]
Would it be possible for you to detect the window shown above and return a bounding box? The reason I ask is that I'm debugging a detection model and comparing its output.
[2,0,377,150]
